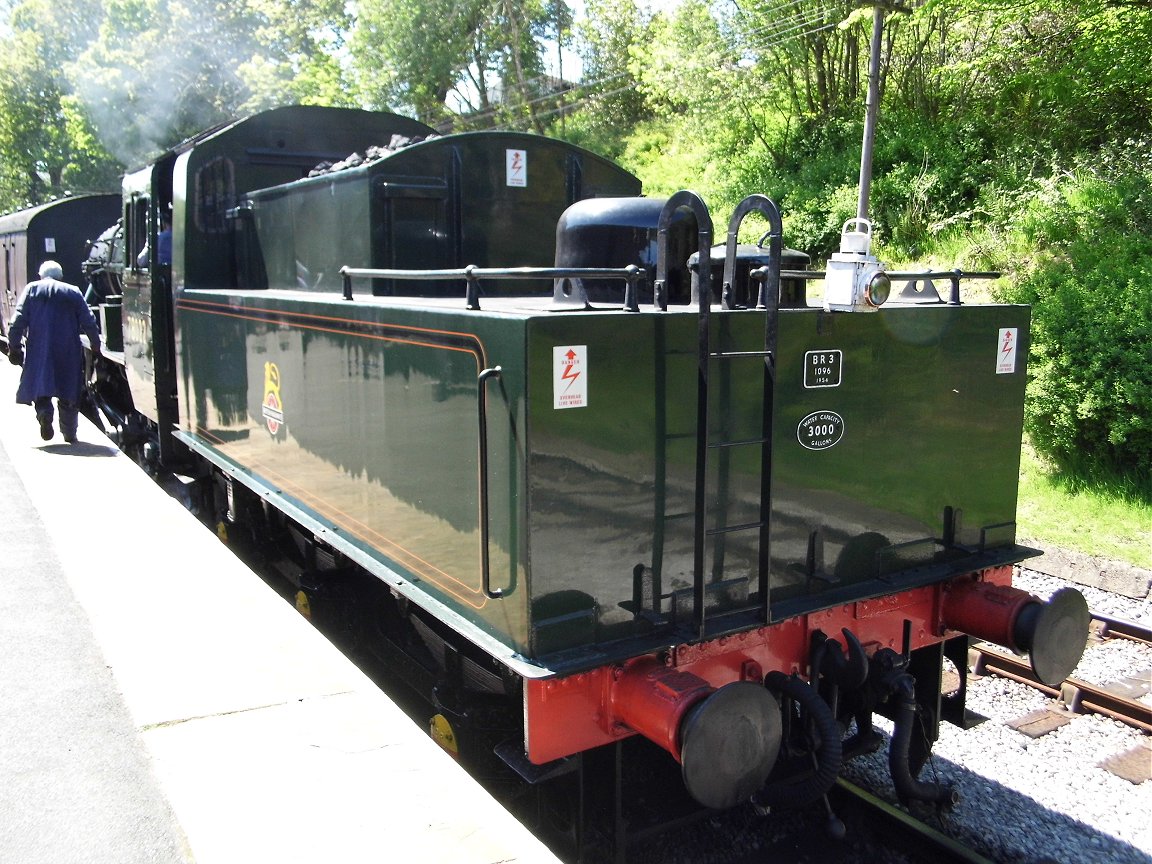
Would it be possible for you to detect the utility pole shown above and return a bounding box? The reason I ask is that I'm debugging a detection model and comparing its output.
[857,3,886,222]
[556,2,565,135]
[825,2,906,313]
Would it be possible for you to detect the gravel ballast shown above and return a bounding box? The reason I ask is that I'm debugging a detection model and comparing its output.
[841,568,1152,864]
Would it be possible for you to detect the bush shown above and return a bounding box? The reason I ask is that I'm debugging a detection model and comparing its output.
[758,110,1005,261]
[995,147,1152,478]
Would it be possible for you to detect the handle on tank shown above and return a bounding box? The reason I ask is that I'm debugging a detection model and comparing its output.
[655,190,713,312]
[722,194,782,310]
[478,366,505,599]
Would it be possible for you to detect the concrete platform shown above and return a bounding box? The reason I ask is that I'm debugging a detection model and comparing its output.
[0,361,559,863]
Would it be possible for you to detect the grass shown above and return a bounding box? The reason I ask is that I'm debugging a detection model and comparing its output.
[1016,440,1151,569]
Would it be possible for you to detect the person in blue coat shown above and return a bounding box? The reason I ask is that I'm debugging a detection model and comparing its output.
[6,261,101,443]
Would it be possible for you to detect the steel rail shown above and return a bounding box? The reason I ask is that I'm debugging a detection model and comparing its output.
[1091,613,1152,646]
[970,643,1152,734]
[829,778,997,864]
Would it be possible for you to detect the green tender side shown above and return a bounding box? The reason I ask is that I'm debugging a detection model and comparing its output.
[176,292,1031,674]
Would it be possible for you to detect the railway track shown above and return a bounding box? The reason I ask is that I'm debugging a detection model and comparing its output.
[1092,612,1152,646]
[828,778,997,864]
[970,612,1152,733]
[623,776,1000,864]
[190,513,1149,864]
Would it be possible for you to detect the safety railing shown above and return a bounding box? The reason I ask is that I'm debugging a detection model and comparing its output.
[340,264,645,310]
[778,268,1000,305]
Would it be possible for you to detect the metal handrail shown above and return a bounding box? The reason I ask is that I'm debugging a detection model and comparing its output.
[340,264,643,310]
[779,268,1000,305]
[477,366,505,600]
[340,267,999,307]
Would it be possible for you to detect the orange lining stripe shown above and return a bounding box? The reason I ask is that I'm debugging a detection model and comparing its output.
[180,297,500,609]
[177,297,490,365]
[198,425,484,605]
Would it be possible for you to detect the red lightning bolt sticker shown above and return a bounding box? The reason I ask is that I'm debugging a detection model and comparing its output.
[506,149,527,187]
[554,345,588,409]
[996,327,1018,374]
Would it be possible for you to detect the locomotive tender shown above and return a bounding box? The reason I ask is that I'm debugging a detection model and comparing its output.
[4,105,1090,831]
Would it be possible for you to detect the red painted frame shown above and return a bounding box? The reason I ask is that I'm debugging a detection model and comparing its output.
[523,566,1014,765]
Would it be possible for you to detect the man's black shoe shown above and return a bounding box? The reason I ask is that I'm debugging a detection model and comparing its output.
[38,416,53,441]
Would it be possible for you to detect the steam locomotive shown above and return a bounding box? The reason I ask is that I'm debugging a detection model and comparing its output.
[1,104,1090,852]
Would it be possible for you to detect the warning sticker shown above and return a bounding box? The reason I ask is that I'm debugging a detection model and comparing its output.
[996,328,1018,374]
[554,346,587,409]
[506,149,527,187]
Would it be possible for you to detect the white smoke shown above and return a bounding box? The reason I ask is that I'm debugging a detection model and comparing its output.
[66,1,251,166]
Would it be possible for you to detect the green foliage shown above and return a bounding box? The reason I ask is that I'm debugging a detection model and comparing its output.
[236,0,356,111]
[352,0,479,125]
[617,119,715,198]
[993,147,1152,478]
[0,0,366,193]
[0,0,121,209]
[58,96,123,192]
[630,0,727,118]
[729,0,871,120]
[1018,441,1151,568]
[551,0,650,159]
[936,0,1152,159]
[352,0,569,130]
[70,0,265,165]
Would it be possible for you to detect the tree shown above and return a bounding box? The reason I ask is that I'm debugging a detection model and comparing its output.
[934,0,1152,156]
[489,0,564,133]
[995,151,1152,477]
[0,0,363,197]
[721,0,875,123]
[0,0,120,210]
[556,0,650,156]
[353,0,482,126]
[351,0,571,130]
[66,0,357,167]
[237,0,357,111]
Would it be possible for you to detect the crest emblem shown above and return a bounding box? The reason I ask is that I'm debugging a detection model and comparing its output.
[262,361,284,436]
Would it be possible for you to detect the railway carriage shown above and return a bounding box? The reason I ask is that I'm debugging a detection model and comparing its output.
[0,194,120,345]
[65,105,1089,852]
